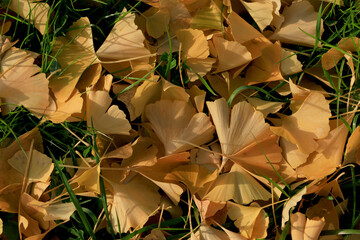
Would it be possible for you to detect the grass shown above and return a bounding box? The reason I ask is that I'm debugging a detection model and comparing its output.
[1,0,360,239]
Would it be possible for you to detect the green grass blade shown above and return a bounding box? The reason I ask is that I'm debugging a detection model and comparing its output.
[48,149,97,240]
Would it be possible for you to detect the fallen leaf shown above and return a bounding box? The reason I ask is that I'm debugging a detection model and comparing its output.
[344,126,360,165]
[240,0,277,31]
[212,36,252,73]
[7,150,53,182]
[269,0,324,47]
[50,17,98,102]
[0,47,49,116]
[186,85,206,112]
[144,229,166,240]
[321,37,359,70]
[165,164,218,195]
[290,212,325,240]
[96,11,151,76]
[280,48,303,76]
[247,98,283,117]
[8,0,50,35]
[109,174,161,233]
[86,90,131,135]
[282,187,306,229]
[306,198,340,236]
[145,99,215,155]
[227,201,269,239]
[296,119,350,180]
[271,91,331,155]
[190,2,222,30]
[204,164,271,204]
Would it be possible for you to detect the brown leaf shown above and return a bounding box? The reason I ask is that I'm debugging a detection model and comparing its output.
[344,126,360,165]
[0,47,49,116]
[212,36,252,73]
[271,92,331,155]
[269,0,324,47]
[165,164,218,195]
[227,202,269,239]
[296,119,350,180]
[8,0,50,35]
[204,164,271,204]
[321,37,359,70]
[86,90,131,135]
[96,11,151,76]
[108,174,161,233]
[50,17,98,103]
[145,99,214,155]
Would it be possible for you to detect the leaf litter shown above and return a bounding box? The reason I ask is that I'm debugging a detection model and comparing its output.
[0,0,359,239]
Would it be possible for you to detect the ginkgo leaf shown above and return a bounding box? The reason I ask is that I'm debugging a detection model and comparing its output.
[207,98,269,156]
[193,223,233,240]
[269,0,324,47]
[86,90,131,135]
[227,202,269,239]
[280,137,308,169]
[206,98,287,179]
[190,3,222,30]
[191,143,221,172]
[109,174,161,233]
[44,90,83,123]
[97,10,150,59]
[19,193,75,238]
[296,120,350,180]
[165,164,218,195]
[186,85,206,113]
[290,212,325,240]
[245,41,284,84]
[176,29,209,59]
[0,47,49,115]
[321,37,359,70]
[7,150,53,182]
[280,48,303,76]
[247,98,283,117]
[282,187,306,229]
[227,11,264,43]
[212,37,252,73]
[70,163,100,195]
[146,9,170,38]
[136,152,190,203]
[204,164,271,205]
[50,17,98,102]
[176,29,215,81]
[121,137,158,168]
[145,99,215,155]
[271,91,331,154]
[0,184,22,213]
[305,198,339,233]
[8,0,50,35]
[144,229,166,240]
[193,197,227,225]
[186,58,216,82]
[0,37,15,56]
[96,10,151,76]
[344,126,360,165]
[291,212,306,240]
[0,128,43,213]
[240,0,275,31]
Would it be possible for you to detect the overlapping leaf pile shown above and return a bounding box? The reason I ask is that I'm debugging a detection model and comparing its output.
[0,0,360,239]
